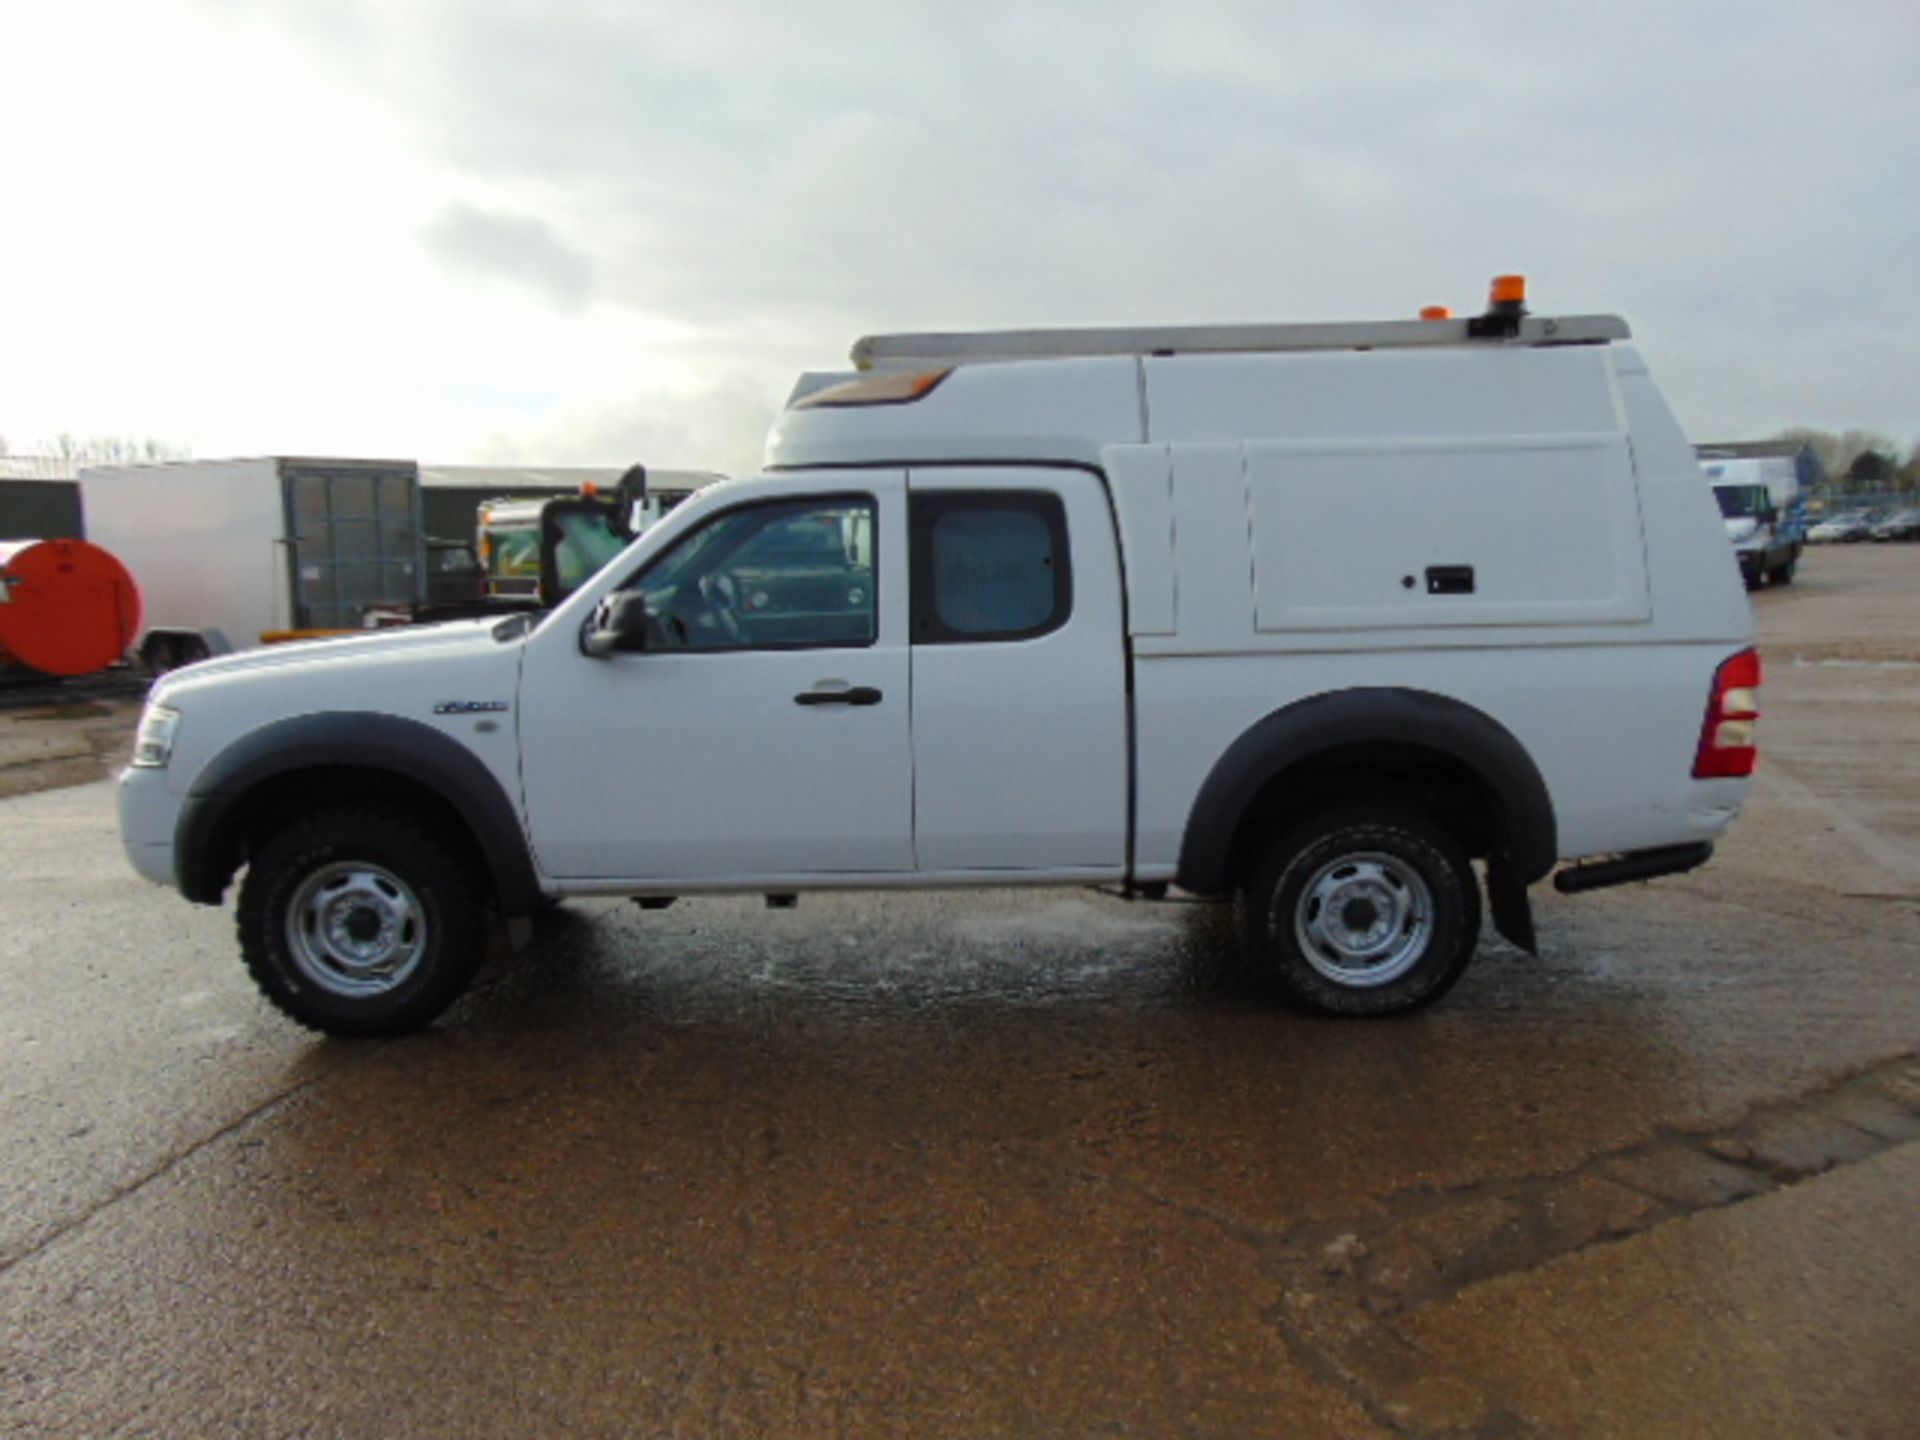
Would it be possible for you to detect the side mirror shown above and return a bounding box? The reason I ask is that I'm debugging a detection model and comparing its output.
[581,591,650,658]
[1760,506,1779,524]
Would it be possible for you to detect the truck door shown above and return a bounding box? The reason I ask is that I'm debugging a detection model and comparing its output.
[517,474,913,882]
[906,468,1129,874]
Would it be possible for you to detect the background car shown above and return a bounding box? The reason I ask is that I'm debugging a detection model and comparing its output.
[1809,511,1875,543]
[1869,508,1920,541]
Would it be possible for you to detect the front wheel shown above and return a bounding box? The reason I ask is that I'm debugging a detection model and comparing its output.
[238,809,488,1036]
[1236,807,1482,1016]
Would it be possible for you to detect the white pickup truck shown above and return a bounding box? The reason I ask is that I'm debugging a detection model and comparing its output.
[119,280,1760,1034]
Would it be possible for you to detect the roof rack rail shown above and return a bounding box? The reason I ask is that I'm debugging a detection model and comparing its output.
[851,313,1630,371]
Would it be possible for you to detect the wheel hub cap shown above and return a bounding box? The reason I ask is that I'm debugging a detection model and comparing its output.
[1294,852,1435,988]
[285,862,428,998]
[342,906,384,945]
[1339,897,1383,935]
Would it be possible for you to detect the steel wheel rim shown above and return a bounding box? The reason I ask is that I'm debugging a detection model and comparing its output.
[1291,850,1434,988]
[284,861,427,998]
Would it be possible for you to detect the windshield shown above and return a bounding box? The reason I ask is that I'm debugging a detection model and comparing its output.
[484,525,541,581]
[1714,485,1768,519]
[552,511,630,594]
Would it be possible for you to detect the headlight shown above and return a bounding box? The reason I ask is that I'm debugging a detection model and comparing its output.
[131,705,181,769]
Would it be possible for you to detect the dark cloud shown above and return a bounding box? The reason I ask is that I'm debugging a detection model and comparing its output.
[420,200,594,311]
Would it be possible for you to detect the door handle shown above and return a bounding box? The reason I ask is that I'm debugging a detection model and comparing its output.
[794,686,883,707]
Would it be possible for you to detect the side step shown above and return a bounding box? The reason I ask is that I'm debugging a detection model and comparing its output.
[1553,843,1713,895]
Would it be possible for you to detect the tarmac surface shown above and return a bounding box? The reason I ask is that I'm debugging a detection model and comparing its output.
[2,544,1918,1438]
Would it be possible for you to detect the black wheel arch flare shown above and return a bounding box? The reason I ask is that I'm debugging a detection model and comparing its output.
[174,712,542,917]
[1175,687,1558,898]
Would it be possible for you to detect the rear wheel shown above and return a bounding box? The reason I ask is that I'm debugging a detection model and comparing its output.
[1236,806,1481,1016]
[238,809,487,1036]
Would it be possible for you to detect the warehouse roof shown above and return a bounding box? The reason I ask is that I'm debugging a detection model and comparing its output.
[0,456,78,481]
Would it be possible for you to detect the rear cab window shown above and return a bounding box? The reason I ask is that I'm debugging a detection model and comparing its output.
[909,491,1071,644]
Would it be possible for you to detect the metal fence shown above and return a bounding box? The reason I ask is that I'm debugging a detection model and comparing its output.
[1809,487,1919,516]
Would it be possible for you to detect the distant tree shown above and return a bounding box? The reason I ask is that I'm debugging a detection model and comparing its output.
[51,434,189,465]
[1848,449,1894,483]
[1899,439,1920,489]
[1775,426,1849,481]
[1838,430,1896,476]
[1777,427,1903,494]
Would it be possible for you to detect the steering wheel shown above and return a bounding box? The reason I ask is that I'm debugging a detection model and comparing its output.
[698,572,743,641]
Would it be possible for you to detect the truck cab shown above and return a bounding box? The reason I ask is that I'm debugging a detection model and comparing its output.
[1703,457,1805,588]
[477,493,631,606]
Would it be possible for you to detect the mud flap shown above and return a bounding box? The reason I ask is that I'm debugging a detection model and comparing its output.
[1485,855,1537,955]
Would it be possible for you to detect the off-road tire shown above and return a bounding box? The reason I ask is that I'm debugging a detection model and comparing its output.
[238,809,487,1036]
[1236,806,1482,1016]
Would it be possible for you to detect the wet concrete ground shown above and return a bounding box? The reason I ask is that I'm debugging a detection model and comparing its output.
[3,546,1918,1437]
[0,694,139,799]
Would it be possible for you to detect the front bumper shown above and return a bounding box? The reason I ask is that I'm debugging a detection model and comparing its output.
[118,765,181,888]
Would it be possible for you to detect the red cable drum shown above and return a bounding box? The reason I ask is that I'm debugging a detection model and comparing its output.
[0,539,144,677]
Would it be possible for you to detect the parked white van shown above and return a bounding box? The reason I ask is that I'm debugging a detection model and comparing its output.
[119,278,1759,1033]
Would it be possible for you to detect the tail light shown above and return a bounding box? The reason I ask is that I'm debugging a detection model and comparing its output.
[1693,648,1762,778]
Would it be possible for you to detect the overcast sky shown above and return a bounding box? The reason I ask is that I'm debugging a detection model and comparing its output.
[4,0,1916,476]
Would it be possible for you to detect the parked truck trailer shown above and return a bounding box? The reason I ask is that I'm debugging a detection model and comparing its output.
[81,457,718,670]
[80,456,425,671]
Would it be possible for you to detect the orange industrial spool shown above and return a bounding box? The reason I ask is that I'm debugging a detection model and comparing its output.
[0,538,144,677]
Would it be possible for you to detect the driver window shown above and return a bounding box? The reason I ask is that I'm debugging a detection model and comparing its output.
[630,496,876,651]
